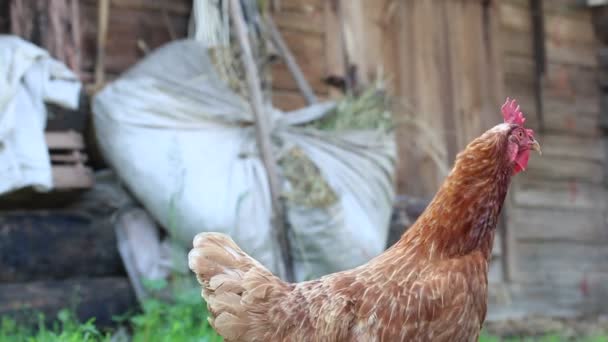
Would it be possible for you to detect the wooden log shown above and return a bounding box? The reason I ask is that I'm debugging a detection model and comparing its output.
[0,277,136,327]
[0,211,123,282]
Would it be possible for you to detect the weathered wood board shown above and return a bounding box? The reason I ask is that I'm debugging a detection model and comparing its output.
[0,211,123,282]
[80,0,191,76]
[0,277,136,327]
[510,206,608,242]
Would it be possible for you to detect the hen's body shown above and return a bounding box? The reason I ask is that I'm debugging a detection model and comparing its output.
[189,122,525,342]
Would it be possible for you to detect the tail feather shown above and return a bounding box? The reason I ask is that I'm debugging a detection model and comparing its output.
[188,232,288,341]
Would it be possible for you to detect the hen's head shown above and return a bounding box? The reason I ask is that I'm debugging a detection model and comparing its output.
[500,97,541,175]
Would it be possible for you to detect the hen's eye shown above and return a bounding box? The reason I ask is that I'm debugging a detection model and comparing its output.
[518,130,524,138]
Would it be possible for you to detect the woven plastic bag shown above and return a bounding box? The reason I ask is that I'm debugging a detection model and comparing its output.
[93,40,395,280]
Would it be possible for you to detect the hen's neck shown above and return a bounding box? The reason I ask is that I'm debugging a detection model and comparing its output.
[399,130,512,260]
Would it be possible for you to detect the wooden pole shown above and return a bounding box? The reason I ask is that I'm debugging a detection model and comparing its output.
[266,16,317,105]
[94,0,110,90]
[229,0,294,282]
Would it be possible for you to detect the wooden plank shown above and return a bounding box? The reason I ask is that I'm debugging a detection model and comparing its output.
[52,165,94,189]
[504,55,600,100]
[273,63,326,95]
[359,0,400,87]
[510,207,607,242]
[525,155,604,183]
[272,89,308,111]
[82,0,192,15]
[504,0,593,19]
[512,179,607,210]
[339,0,369,86]
[273,9,325,34]
[503,83,600,137]
[323,0,345,98]
[532,133,605,161]
[501,27,598,67]
[487,282,586,321]
[501,2,597,46]
[80,3,190,74]
[513,242,608,286]
[394,0,451,196]
[0,277,136,328]
[279,0,323,13]
[0,211,123,282]
[271,31,327,93]
[45,131,85,150]
[50,151,88,164]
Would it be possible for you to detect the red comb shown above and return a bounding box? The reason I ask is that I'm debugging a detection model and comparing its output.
[501,97,526,125]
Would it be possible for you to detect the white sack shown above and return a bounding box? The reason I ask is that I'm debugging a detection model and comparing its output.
[0,35,81,195]
[93,40,395,280]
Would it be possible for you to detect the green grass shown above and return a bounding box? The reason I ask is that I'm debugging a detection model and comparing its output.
[0,292,605,342]
[479,331,608,342]
[2,311,607,342]
[0,310,111,342]
[128,287,222,342]
[0,287,222,342]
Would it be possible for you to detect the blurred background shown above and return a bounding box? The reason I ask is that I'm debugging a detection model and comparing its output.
[0,0,607,340]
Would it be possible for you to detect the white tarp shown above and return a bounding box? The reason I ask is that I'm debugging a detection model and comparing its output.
[0,35,81,195]
[93,39,395,281]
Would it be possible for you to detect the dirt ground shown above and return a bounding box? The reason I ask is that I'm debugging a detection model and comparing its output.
[485,316,608,339]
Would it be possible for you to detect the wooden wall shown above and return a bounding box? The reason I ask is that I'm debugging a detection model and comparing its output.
[496,0,608,318]
[275,0,608,318]
[271,0,328,110]
[4,0,607,319]
[274,1,505,197]
[80,0,192,82]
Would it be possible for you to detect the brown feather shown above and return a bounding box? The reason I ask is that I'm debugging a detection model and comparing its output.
[188,123,521,341]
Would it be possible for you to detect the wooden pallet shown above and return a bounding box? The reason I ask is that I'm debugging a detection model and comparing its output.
[45,131,94,190]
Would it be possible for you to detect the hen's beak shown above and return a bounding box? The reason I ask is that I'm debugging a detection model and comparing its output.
[530,139,542,156]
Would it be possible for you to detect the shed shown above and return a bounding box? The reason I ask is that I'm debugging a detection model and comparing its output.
[270,0,608,319]
[1,0,607,322]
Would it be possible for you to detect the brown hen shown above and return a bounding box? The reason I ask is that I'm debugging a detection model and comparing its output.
[188,98,541,341]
